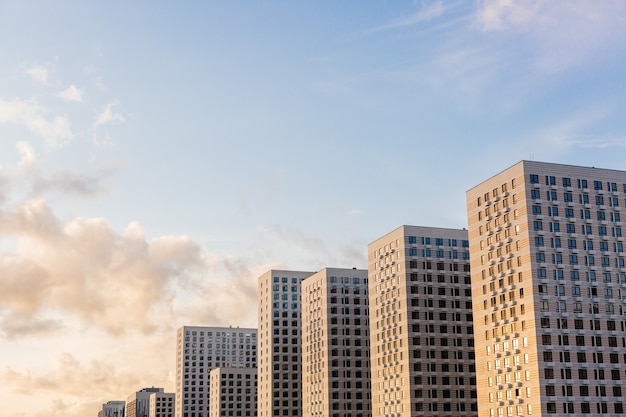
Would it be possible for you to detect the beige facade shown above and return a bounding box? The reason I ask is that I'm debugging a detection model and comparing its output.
[208,367,257,417]
[257,270,314,417]
[176,326,257,417]
[127,388,165,417]
[467,161,626,416]
[150,392,175,417]
[98,400,125,417]
[368,226,477,417]
[301,267,372,417]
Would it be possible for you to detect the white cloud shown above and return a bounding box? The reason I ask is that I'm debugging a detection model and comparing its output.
[371,0,447,32]
[57,85,83,102]
[0,98,73,147]
[24,65,48,85]
[472,0,626,72]
[94,103,124,128]
[16,142,36,167]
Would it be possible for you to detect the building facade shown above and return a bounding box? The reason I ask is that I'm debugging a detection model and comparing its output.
[98,401,125,417]
[176,326,257,417]
[467,161,626,416]
[257,269,315,417]
[301,267,372,417]
[368,225,477,417]
[149,391,175,417]
[208,367,258,417]
[127,388,165,417]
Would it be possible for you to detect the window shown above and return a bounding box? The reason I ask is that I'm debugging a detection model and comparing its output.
[530,174,539,184]
[531,190,541,199]
[565,208,574,218]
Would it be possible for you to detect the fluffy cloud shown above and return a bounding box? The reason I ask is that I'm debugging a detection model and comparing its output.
[0,98,73,147]
[95,103,124,128]
[0,196,261,339]
[57,85,83,102]
[0,351,156,417]
[16,141,36,167]
[0,139,263,417]
[24,65,48,85]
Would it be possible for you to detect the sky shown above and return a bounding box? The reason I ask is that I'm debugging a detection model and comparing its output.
[1,0,626,415]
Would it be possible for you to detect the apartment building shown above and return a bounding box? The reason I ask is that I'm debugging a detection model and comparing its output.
[467,161,626,416]
[98,401,125,417]
[127,388,166,417]
[176,326,257,417]
[257,269,315,417]
[208,367,257,417]
[150,391,175,417]
[368,226,477,417]
[301,267,372,417]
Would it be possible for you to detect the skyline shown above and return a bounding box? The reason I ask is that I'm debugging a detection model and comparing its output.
[2,1,626,416]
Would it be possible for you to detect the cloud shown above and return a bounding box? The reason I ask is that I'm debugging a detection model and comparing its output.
[260,224,365,270]
[24,65,48,85]
[0,193,265,339]
[0,310,64,340]
[57,85,83,102]
[16,141,36,167]
[566,136,626,148]
[94,103,124,128]
[0,351,152,417]
[0,200,174,336]
[370,0,447,32]
[347,208,362,216]
[32,169,109,197]
[0,98,73,147]
[472,0,626,72]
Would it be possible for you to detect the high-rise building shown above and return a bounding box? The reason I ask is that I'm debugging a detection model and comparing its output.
[127,387,165,417]
[301,267,372,417]
[98,400,125,417]
[467,161,626,416]
[149,391,175,417]
[208,367,258,417]
[368,225,478,417]
[257,269,315,417]
[175,326,257,417]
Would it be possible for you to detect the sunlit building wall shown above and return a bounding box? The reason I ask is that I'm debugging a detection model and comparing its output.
[368,225,477,417]
[176,326,257,417]
[301,267,372,417]
[467,161,626,416]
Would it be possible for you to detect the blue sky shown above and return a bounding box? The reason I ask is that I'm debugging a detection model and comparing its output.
[2,1,626,416]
